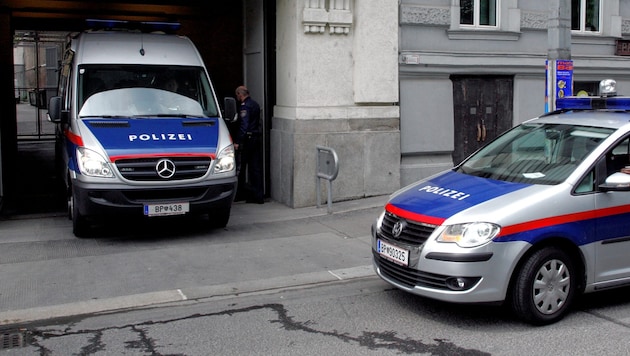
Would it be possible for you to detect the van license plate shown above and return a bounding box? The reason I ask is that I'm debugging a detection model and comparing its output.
[144,202,190,217]
[377,239,409,266]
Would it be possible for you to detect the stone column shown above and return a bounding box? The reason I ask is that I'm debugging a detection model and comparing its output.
[272,0,400,208]
[548,0,571,60]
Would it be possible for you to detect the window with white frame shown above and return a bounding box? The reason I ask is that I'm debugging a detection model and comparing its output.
[460,0,498,27]
[572,0,600,32]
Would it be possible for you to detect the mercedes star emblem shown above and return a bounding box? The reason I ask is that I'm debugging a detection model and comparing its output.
[156,159,176,179]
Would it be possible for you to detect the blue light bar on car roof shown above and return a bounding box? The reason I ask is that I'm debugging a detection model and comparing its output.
[556,96,630,111]
[85,19,181,33]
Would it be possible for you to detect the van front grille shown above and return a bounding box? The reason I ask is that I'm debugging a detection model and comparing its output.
[115,157,212,181]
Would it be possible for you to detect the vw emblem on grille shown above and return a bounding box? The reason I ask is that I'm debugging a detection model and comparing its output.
[156,159,176,179]
[392,220,406,238]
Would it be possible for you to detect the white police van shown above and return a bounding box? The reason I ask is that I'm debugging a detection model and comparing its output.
[373,79,630,324]
[48,21,238,237]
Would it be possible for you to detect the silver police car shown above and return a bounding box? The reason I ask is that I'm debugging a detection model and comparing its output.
[372,79,630,325]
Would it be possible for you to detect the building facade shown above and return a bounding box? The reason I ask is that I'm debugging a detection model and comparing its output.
[398,0,630,186]
[2,1,630,212]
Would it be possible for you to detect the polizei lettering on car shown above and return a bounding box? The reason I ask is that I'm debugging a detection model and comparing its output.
[129,133,194,142]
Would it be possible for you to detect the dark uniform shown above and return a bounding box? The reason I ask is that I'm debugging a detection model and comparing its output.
[235,96,264,203]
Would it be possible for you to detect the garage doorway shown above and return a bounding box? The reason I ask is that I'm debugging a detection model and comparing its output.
[8,31,67,215]
[14,31,66,140]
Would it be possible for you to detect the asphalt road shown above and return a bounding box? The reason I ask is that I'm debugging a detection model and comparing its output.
[2,198,630,354]
[4,270,630,355]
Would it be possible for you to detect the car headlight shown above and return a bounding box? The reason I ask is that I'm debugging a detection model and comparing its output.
[437,222,500,248]
[212,145,235,174]
[375,210,386,230]
[76,147,114,178]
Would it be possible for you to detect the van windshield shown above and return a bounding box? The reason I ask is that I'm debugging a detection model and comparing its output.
[77,64,219,117]
[456,123,613,185]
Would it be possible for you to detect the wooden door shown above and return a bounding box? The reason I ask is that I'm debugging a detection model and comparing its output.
[451,76,514,165]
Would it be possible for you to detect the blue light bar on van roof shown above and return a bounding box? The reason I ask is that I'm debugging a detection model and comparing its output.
[556,96,630,111]
[85,19,181,33]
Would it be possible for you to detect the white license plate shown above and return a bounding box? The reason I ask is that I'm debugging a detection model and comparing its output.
[377,239,409,266]
[144,202,190,217]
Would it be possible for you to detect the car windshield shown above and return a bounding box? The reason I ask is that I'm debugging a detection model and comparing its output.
[79,88,205,117]
[456,123,614,184]
[77,64,219,117]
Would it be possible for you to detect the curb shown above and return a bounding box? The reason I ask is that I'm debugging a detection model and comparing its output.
[0,265,375,326]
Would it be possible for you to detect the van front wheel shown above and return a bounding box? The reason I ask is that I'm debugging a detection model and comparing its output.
[69,188,90,238]
[207,207,230,229]
[510,247,576,325]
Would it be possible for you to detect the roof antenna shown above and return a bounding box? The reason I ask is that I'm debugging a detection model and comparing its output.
[139,34,145,56]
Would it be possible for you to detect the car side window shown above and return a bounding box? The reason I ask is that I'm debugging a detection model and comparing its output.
[575,169,595,193]
[605,137,630,177]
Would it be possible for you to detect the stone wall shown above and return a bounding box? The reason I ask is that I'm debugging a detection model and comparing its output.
[273,0,400,207]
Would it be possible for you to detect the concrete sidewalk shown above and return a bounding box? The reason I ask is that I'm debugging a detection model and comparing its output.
[229,194,389,225]
[0,195,389,326]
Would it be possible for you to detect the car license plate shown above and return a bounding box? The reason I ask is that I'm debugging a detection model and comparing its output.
[144,202,189,217]
[377,239,409,266]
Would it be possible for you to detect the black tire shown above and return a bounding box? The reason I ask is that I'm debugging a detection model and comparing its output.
[70,188,90,238]
[511,247,576,325]
[207,207,231,229]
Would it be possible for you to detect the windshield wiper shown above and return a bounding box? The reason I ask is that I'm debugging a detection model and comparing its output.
[152,114,206,118]
[80,115,130,118]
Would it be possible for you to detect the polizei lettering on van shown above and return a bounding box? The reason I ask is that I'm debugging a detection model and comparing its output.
[418,185,471,201]
[129,133,194,142]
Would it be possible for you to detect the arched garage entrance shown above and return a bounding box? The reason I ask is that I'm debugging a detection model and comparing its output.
[0,1,274,215]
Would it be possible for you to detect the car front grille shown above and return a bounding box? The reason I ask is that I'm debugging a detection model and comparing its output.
[375,210,442,289]
[115,157,212,181]
[373,250,451,290]
[380,211,437,245]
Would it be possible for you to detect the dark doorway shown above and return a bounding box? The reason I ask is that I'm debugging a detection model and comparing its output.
[3,3,247,216]
[451,75,514,165]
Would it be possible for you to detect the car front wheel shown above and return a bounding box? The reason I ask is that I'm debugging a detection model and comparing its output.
[511,247,576,325]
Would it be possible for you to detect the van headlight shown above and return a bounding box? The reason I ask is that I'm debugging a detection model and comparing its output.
[77,147,114,178]
[212,145,235,174]
[437,222,500,248]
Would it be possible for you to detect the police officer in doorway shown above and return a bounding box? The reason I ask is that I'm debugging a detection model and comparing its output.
[234,85,264,204]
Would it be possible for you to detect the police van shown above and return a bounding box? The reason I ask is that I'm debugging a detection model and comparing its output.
[48,21,238,237]
[372,79,630,325]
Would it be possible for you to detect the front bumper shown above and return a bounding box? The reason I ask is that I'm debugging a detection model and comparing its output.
[372,226,530,303]
[72,176,237,217]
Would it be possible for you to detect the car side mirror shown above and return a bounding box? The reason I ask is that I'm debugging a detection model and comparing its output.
[48,96,68,124]
[223,97,237,123]
[599,172,630,192]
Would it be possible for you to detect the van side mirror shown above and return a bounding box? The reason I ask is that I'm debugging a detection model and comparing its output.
[223,97,237,123]
[48,96,68,124]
